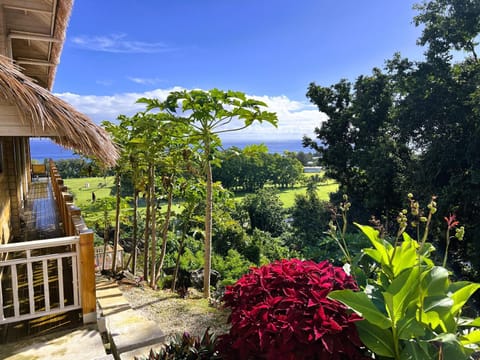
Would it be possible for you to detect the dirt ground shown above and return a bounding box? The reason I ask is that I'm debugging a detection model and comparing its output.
[119,283,231,339]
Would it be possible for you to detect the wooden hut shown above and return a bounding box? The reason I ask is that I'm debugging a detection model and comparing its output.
[0,0,118,241]
[0,0,118,334]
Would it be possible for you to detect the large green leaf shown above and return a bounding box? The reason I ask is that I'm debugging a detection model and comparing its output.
[460,329,480,346]
[391,233,418,276]
[459,316,480,327]
[421,266,449,297]
[423,295,454,312]
[328,290,391,329]
[400,340,434,360]
[384,267,420,322]
[355,223,392,265]
[420,310,447,332]
[397,314,426,340]
[450,282,480,315]
[384,266,420,323]
[362,248,384,264]
[356,320,396,358]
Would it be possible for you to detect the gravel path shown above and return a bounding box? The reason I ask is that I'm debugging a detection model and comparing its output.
[119,284,231,339]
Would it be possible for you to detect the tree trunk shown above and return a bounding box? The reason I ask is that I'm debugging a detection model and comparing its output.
[204,160,213,298]
[143,166,152,283]
[172,215,190,291]
[112,172,121,272]
[132,189,139,275]
[155,183,174,282]
[102,210,108,270]
[149,165,157,289]
[102,217,108,271]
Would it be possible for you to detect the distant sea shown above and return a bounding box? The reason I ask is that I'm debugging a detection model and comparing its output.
[29,138,312,162]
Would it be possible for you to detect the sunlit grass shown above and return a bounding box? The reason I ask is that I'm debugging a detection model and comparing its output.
[65,172,338,224]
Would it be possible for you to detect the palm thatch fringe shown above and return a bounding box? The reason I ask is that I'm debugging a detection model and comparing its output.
[48,0,73,90]
[0,56,118,167]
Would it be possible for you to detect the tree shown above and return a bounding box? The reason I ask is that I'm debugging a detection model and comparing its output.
[304,69,411,222]
[241,188,286,237]
[304,0,480,273]
[290,187,329,252]
[140,89,277,298]
[414,0,480,60]
[268,153,303,188]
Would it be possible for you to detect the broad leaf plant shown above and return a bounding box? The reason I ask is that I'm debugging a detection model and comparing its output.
[328,194,480,359]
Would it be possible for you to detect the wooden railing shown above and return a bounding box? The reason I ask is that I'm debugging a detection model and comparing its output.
[0,233,95,325]
[0,160,97,326]
[49,160,88,236]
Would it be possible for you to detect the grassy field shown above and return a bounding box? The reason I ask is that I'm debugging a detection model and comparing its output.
[233,181,337,208]
[64,176,115,208]
[64,174,338,222]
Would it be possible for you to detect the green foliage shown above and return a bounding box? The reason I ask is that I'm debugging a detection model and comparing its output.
[179,248,204,270]
[212,249,253,286]
[136,328,221,360]
[140,88,278,298]
[240,188,286,236]
[290,188,330,251]
[249,229,292,264]
[213,147,304,191]
[305,0,480,272]
[212,214,246,256]
[414,0,480,60]
[55,158,111,178]
[328,221,480,359]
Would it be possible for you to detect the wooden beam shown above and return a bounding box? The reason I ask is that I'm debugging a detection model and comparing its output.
[15,59,56,66]
[8,33,60,43]
[3,5,53,15]
[1,0,53,14]
[79,231,96,324]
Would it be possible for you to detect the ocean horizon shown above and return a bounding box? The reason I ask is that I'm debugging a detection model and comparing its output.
[29,138,313,162]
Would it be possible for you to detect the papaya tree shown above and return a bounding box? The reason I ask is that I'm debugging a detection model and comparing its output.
[140,89,278,298]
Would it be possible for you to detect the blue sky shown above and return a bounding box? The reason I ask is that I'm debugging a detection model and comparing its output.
[53,0,424,141]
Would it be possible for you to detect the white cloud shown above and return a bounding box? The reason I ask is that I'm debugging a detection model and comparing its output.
[71,34,174,54]
[127,77,164,85]
[55,88,326,141]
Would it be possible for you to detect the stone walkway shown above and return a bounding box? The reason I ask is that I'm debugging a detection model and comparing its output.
[0,325,110,360]
[96,278,165,359]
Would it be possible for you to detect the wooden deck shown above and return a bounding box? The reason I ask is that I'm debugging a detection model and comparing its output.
[1,177,81,343]
[21,178,63,241]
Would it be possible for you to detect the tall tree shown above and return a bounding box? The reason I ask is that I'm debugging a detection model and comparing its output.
[414,0,480,60]
[140,89,277,298]
[304,69,410,221]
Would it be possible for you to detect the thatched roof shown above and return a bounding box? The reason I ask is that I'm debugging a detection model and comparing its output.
[0,56,119,167]
[48,0,74,89]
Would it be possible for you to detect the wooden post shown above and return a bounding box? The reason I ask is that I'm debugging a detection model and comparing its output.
[79,231,96,324]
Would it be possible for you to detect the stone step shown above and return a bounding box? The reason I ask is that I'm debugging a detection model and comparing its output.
[0,325,107,360]
[96,279,166,359]
[106,308,166,357]
[97,283,131,316]
[119,343,163,360]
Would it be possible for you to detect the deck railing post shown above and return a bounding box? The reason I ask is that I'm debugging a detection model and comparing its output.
[79,231,96,324]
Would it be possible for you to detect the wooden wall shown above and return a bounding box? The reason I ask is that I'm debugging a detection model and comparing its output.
[0,137,11,244]
[0,136,30,243]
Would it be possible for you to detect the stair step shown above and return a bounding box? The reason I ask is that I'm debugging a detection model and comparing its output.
[106,309,166,356]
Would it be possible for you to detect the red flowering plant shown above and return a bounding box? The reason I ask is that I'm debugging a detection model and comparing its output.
[217,259,368,360]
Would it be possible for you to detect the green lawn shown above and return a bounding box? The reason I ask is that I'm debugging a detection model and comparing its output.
[64,176,115,208]
[233,180,337,208]
[278,181,338,207]
[64,175,338,224]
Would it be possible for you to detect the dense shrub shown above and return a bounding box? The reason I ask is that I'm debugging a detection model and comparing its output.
[218,259,367,360]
